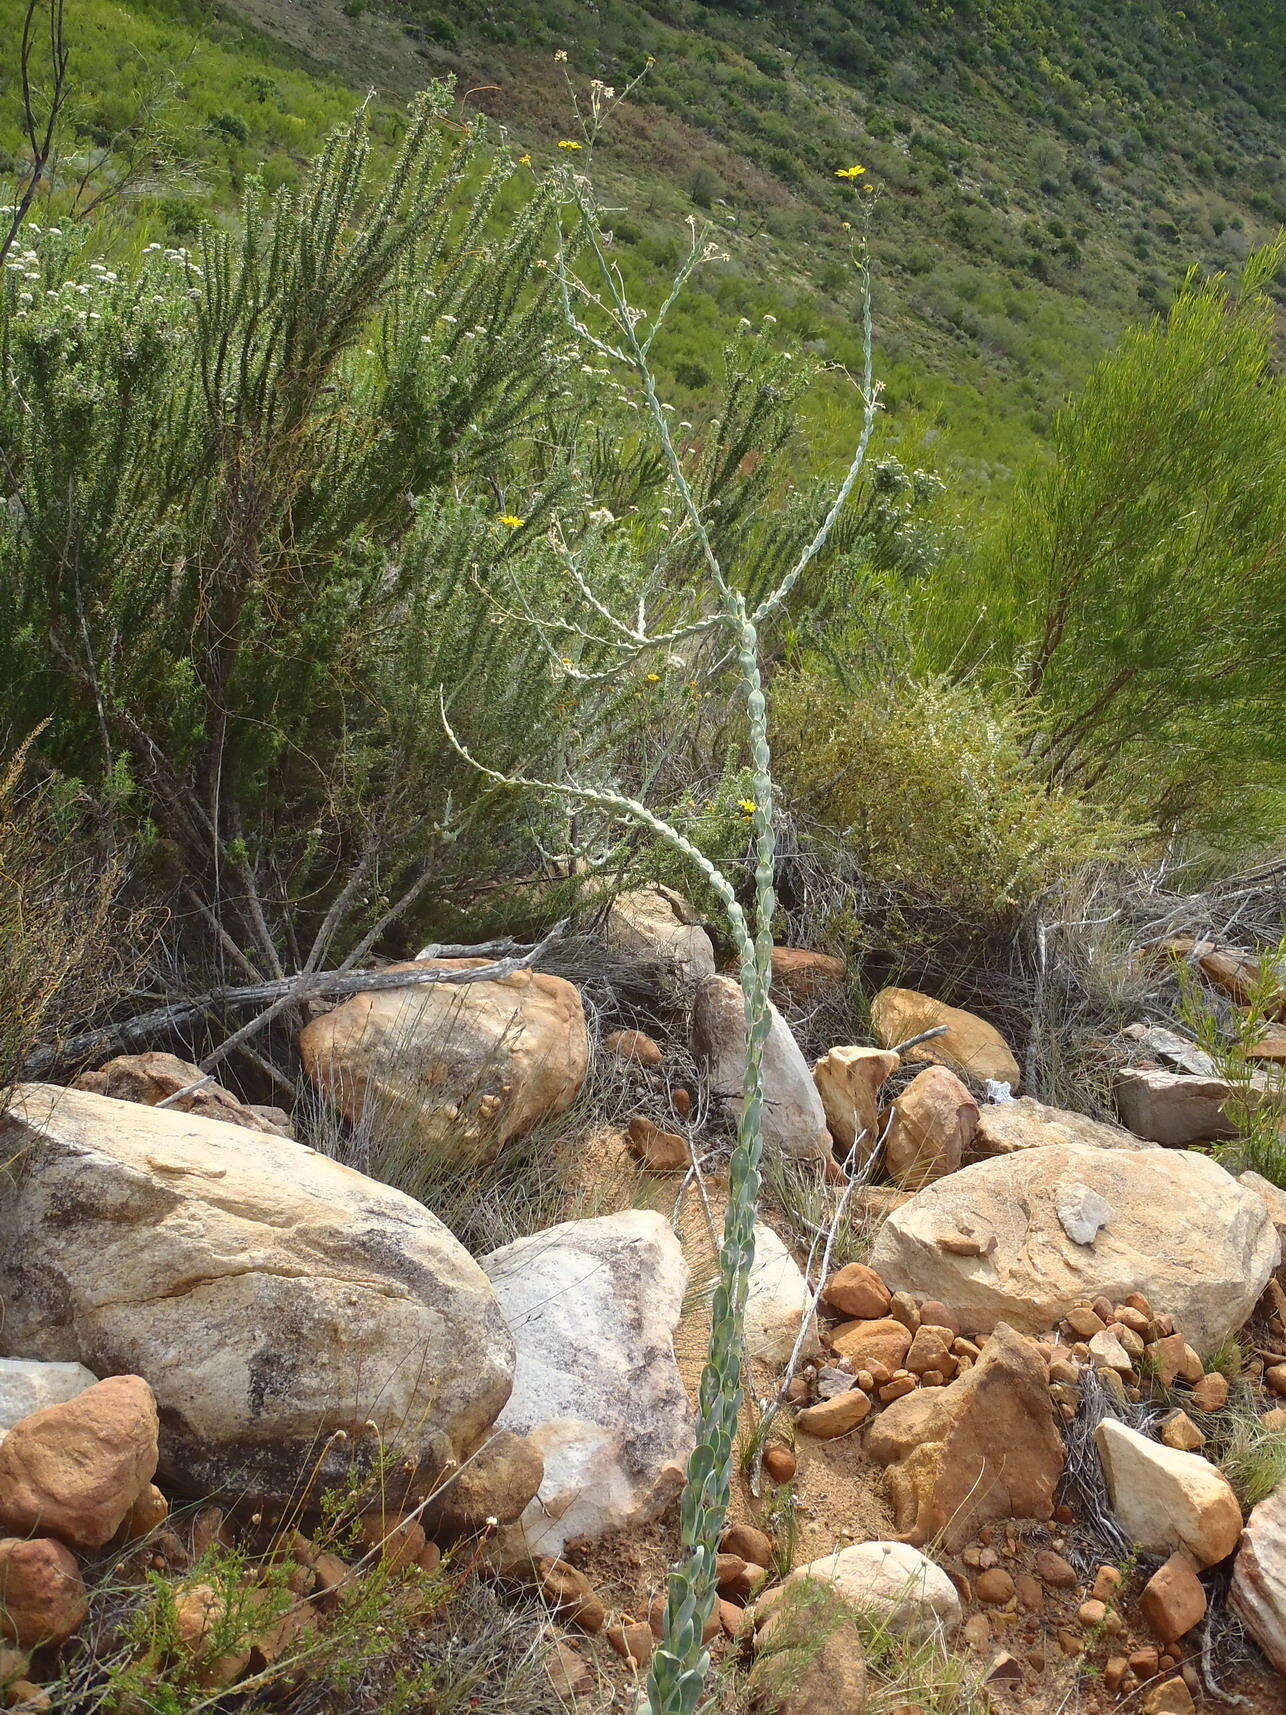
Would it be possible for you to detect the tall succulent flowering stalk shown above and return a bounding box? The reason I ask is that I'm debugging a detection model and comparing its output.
[444,118,879,1715]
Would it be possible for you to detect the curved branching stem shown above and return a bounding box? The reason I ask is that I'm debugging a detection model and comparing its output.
[443,151,881,1715]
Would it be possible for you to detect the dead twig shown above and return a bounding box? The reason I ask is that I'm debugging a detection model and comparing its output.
[23,921,568,1077]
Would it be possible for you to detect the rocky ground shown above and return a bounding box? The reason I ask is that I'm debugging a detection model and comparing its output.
[1,885,1285,1714]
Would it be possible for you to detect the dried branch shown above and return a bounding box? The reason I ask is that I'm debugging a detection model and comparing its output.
[0,0,70,269]
[22,921,567,1077]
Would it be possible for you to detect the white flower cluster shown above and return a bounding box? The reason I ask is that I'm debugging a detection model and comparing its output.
[3,231,203,332]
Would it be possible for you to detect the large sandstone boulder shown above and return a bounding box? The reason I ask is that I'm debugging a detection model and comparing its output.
[482,1211,693,1557]
[1231,1481,1286,1673]
[871,1142,1277,1350]
[1116,1062,1285,1146]
[969,1097,1147,1161]
[745,1223,821,1369]
[865,1324,1064,1551]
[693,975,830,1163]
[0,1358,97,1435]
[812,1047,898,1164]
[603,886,716,989]
[0,1085,514,1502]
[763,1540,961,1642]
[1094,1420,1241,1568]
[299,959,588,1162]
[1241,1171,1286,1265]
[73,1051,293,1138]
[869,989,1020,1086]
[883,1065,977,1190]
[0,1375,158,1549]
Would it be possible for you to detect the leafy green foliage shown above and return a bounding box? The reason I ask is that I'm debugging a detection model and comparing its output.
[0,94,580,978]
[6,0,1284,471]
[772,663,1133,968]
[914,239,1286,846]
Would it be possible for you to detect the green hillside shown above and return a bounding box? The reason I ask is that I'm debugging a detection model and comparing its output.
[3,0,1284,468]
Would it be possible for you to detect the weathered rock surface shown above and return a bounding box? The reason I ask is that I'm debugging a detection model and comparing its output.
[812,1046,898,1164]
[73,1051,293,1138]
[1231,1481,1286,1673]
[969,1097,1147,1161]
[766,1541,961,1642]
[1094,1419,1241,1568]
[692,975,830,1163]
[422,1428,544,1537]
[0,1084,515,1501]
[603,886,716,989]
[483,1210,693,1557]
[871,1142,1277,1349]
[822,1263,891,1321]
[0,1537,87,1647]
[1140,1552,1207,1644]
[865,1324,1064,1551]
[1120,1024,1221,1078]
[869,989,1020,1086]
[1241,1170,1286,1265]
[769,947,847,1002]
[1247,1024,1286,1063]
[0,1375,158,1549]
[883,1065,977,1191]
[0,1358,97,1436]
[829,1317,912,1372]
[1113,1067,1238,1146]
[745,1223,821,1368]
[300,959,588,1161]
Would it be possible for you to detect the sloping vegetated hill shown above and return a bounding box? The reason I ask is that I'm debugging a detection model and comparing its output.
[211,0,1286,463]
[3,0,1282,467]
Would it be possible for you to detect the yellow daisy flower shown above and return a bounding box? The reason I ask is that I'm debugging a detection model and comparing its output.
[835,164,867,180]
[557,140,584,151]
[738,799,758,817]
[498,514,526,528]
[518,153,532,165]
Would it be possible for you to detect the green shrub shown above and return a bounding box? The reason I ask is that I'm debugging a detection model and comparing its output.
[772,664,1133,966]
[0,94,577,986]
[915,238,1286,847]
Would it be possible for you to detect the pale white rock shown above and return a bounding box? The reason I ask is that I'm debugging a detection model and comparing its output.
[0,1358,98,1436]
[1231,1482,1286,1674]
[772,1541,961,1642]
[692,974,830,1163]
[1094,1419,1242,1568]
[1088,1329,1133,1375]
[0,1084,514,1502]
[299,958,588,1162]
[1056,1181,1114,1246]
[603,885,716,990]
[1121,1024,1222,1079]
[483,1210,693,1557]
[871,1142,1277,1350]
[744,1223,821,1369]
[969,1097,1146,1161]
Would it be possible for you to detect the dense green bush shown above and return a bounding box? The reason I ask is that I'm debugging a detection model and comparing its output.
[0,94,580,981]
[772,663,1132,968]
[915,239,1286,848]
